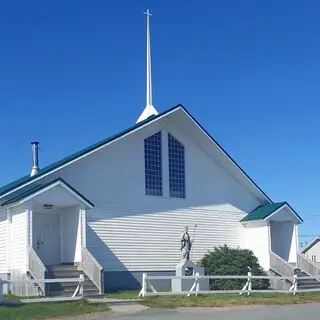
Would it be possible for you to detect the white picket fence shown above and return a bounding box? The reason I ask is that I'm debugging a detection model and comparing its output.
[0,275,85,304]
[139,272,320,297]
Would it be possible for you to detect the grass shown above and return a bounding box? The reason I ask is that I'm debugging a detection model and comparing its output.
[3,290,320,320]
[0,300,110,320]
[141,292,320,308]
[105,290,320,308]
[105,290,141,300]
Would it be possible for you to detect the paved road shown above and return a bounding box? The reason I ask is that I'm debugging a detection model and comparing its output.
[116,304,320,320]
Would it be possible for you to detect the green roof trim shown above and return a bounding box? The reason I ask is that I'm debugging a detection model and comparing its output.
[1,178,94,207]
[240,202,303,222]
[0,104,272,203]
[0,105,178,197]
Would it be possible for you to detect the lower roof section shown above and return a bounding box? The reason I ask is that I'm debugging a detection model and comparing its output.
[240,202,303,224]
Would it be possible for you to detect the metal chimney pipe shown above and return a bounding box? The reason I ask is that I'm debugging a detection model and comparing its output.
[30,141,40,177]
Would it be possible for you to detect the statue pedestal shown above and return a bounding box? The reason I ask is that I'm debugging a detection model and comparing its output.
[172,259,209,292]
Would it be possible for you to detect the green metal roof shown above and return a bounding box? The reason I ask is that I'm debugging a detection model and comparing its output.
[0,104,272,203]
[240,202,303,222]
[0,178,94,207]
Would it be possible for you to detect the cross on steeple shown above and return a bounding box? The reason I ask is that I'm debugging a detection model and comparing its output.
[143,9,152,17]
[136,9,159,123]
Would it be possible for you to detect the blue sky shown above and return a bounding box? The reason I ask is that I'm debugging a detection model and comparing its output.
[0,0,319,244]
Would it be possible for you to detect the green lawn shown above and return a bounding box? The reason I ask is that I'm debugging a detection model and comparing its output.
[0,300,110,320]
[106,290,141,299]
[141,292,320,308]
[106,290,320,308]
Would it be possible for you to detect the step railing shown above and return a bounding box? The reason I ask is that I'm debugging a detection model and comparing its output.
[269,251,295,278]
[297,253,320,279]
[27,245,47,295]
[80,247,104,294]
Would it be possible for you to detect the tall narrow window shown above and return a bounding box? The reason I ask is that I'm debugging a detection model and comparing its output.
[144,131,163,196]
[168,133,186,198]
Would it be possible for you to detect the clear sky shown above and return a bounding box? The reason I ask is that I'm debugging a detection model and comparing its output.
[0,0,319,245]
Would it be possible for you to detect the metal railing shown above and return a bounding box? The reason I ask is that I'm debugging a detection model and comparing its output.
[138,272,320,297]
[269,251,295,278]
[0,275,85,303]
[27,246,47,295]
[80,247,104,294]
[297,253,320,278]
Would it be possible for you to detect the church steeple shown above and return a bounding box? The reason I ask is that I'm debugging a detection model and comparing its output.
[136,9,159,123]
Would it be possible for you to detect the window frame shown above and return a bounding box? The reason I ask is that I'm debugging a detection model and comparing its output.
[144,131,163,197]
[168,132,186,199]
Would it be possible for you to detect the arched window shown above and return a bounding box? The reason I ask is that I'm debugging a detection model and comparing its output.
[144,131,163,196]
[168,133,186,198]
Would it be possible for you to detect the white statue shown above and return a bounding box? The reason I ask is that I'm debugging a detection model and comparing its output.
[180,226,192,260]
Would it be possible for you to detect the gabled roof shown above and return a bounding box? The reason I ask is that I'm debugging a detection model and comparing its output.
[0,104,272,202]
[0,177,94,208]
[301,237,320,254]
[240,202,303,223]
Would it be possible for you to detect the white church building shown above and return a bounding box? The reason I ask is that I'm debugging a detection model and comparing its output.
[0,10,312,297]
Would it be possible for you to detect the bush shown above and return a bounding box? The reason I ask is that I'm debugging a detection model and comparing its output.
[198,245,269,290]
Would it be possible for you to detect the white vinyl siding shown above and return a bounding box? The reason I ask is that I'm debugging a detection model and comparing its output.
[0,208,7,273]
[2,118,264,274]
[86,201,246,272]
[9,205,27,271]
[244,221,270,270]
[304,241,320,266]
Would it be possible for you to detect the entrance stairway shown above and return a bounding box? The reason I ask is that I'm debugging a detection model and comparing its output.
[295,269,320,290]
[270,251,320,290]
[46,265,100,297]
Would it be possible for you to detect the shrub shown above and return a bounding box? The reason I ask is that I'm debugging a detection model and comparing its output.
[198,245,269,290]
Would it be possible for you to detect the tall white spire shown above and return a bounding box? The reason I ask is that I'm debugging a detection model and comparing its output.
[136,9,158,123]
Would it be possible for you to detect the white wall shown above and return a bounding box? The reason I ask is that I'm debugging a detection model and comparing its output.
[3,118,264,273]
[0,208,7,273]
[244,221,270,270]
[57,119,262,272]
[270,221,296,262]
[8,204,29,296]
[9,204,27,272]
[60,206,81,263]
[305,241,320,265]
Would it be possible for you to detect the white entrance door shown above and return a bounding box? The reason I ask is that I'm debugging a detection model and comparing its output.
[33,213,60,265]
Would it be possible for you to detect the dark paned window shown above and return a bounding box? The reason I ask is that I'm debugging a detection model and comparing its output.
[168,133,186,198]
[144,132,163,196]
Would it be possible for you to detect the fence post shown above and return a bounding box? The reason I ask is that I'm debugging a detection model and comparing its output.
[247,271,252,296]
[138,273,147,297]
[293,274,298,296]
[79,274,84,298]
[195,272,200,296]
[0,279,3,303]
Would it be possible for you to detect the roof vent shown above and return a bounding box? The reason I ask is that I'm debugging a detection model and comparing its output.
[30,141,40,177]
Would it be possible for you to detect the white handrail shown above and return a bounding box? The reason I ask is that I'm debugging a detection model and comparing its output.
[269,251,295,278]
[297,253,320,278]
[80,247,104,294]
[27,246,47,295]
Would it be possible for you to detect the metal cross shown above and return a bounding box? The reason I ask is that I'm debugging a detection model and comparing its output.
[143,9,152,17]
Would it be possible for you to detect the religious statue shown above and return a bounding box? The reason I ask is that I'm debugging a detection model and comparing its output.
[180,226,192,260]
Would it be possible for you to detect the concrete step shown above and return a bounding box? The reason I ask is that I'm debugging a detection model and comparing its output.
[297,278,320,284]
[47,264,79,269]
[298,283,320,289]
[48,288,100,297]
[45,264,100,297]
[50,280,96,288]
